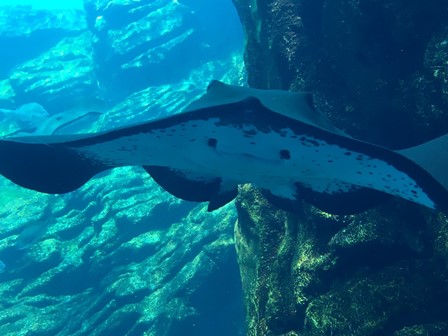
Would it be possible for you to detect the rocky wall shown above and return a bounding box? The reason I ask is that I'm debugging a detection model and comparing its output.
[231,1,448,335]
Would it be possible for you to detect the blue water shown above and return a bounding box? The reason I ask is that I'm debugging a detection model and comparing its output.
[0,0,83,9]
[0,0,245,335]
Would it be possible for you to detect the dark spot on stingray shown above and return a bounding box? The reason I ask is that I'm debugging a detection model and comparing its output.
[368,172,373,175]
[356,171,362,174]
[387,174,392,177]
[156,136,161,139]
[189,138,196,142]
[250,141,256,145]
[208,138,217,148]
[344,152,352,156]
[160,129,166,133]
[328,160,334,163]
[280,149,291,160]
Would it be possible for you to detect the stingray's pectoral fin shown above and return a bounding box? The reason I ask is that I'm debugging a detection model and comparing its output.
[297,183,389,215]
[0,138,113,194]
[207,183,238,211]
[262,182,388,215]
[261,189,302,213]
[143,166,237,211]
[397,134,448,212]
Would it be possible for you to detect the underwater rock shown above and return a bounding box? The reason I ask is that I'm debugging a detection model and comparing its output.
[0,167,244,335]
[304,260,448,335]
[235,187,448,336]
[9,31,105,115]
[393,322,448,336]
[235,186,304,334]
[93,51,246,131]
[0,79,14,108]
[0,6,87,80]
[84,0,243,100]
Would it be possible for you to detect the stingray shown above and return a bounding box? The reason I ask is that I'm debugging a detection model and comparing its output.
[1,106,103,137]
[33,110,104,135]
[0,80,446,214]
[0,103,49,136]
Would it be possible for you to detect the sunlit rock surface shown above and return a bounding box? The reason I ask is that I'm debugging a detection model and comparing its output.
[0,169,244,335]
[93,51,246,131]
[0,6,87,80]
[84,0,243,100]
[9,32,103,115]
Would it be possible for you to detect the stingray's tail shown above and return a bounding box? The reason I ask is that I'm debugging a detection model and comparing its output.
[0,136,113,194]
[397,134,448,212]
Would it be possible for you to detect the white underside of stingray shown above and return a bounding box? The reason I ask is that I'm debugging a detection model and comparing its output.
[77,117,434,209]
[0,80,446,214]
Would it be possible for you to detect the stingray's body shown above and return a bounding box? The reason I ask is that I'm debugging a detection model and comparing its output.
[0,81,447,214]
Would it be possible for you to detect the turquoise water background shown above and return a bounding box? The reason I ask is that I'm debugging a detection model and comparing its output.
[0,0,83,9]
